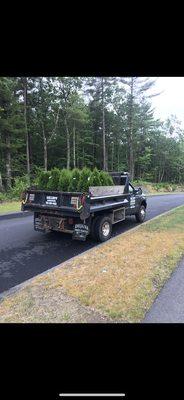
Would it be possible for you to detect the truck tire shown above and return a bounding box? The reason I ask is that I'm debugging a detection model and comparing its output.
[135,205,146,223]
[94,215,112,242]
[90,216,100,239]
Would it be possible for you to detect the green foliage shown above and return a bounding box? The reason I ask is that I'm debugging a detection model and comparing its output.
[89,168,101,186]
[99,171,114,186]
[0,192,7,202]
[1,76,184,192]
[153,183,167,192]
[58,169,72,191]
[77,167,92,192]
[68,168,81,191]
[37,171,51,190]
[9,176,30,199]
[34,168,114,193]
[152,182,177,192]
[47,168,60,191]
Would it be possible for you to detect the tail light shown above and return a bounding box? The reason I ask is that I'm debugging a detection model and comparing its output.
[81,194,86,206]
[20,191,26,201]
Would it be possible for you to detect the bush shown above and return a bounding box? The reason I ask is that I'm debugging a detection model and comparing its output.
[58,169,72,191]
[68,168,81,191]
[16,168,115,195]
[9,176,30,199]
[0,192,7,202]
[47,168,60,191]
[153,183,163,192]
[99,171,114,186]
[37,171,51,190]
[77,167,92,192]
[99,171,108,186]
[90,168,101,186]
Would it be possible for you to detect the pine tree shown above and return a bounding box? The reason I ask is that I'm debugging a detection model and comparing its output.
[89,168,101,186]
[68,168,81,191]
[85,77,115,170]
[47,168,60,191]
[58,169,72,191]
[0,78,25,189]
[77,167,92,192]
[117,77,158,179]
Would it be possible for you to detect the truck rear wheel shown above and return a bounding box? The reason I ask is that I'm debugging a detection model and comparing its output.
[90,216,99,239]
[94,216,112,242]
[135,205,146,223]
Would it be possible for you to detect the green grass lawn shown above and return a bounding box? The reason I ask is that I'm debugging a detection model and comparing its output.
[0,201,21,215]
[1,205,184,322]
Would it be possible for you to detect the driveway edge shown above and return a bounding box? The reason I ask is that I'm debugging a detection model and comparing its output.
[0,211,31,221]
[1,203,184,302]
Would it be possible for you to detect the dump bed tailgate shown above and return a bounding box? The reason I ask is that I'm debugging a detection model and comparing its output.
[22,190,85,214]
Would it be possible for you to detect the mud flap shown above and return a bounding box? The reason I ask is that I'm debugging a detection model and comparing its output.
[72,224,89,241]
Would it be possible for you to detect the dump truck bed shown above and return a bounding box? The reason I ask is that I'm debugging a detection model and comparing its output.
[22,187,130,218]
[21,174,147,241]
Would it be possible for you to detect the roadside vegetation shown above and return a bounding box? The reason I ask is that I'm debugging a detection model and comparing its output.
[1,205,184,323]
[1,173,184,210]
[0,201,20,215]
[0,168,114,214]
[133,180,184,194]
[1,77,184,199]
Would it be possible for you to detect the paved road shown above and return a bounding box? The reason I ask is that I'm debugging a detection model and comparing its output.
[143,256,184,322]
[0,194,184,294]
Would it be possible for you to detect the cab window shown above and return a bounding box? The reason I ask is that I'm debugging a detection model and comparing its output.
[129,184,134,194]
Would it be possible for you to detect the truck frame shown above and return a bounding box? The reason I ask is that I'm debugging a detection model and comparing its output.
[21,172,147,242]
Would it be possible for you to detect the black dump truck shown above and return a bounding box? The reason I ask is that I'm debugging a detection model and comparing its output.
[21,172,147,242]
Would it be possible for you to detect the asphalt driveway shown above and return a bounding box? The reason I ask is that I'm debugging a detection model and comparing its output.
[0,193,184,294]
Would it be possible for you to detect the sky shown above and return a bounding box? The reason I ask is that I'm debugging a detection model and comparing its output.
[150,77,184,127]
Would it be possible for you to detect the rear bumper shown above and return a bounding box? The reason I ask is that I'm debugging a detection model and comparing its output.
[22,203,80,218]
[34,212,74,233]
[34,212,90,241]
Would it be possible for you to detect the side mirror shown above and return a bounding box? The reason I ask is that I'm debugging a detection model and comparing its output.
[134,187,142,195]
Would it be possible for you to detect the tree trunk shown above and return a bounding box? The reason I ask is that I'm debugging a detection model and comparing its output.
[93,130,96,168]
[160,168,165,182]
[43,137,48,171]
[82,147,85,167]
[23,77,30,180]
[76,129,79,168]
[5,132,12,189]
[111,141,114,171]
[102,78,107,170]
[65,117,70,169]
[117,145,120,172]
[73,123,76,168]
[128,78,134,180]
[0,172,3,191]
[42,123,48,171]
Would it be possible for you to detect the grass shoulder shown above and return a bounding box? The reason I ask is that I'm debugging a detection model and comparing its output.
[0,201,21,215]
[1,205,184,322]
[133,180,184,194]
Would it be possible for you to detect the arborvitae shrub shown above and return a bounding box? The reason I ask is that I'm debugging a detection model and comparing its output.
[58,169,72,191]
[105,173,114,186]
[99,171,113,186]
[77,167,92,192]
[68,168,81,191]
[47,168,60,191]
[36,168,114,192]
[0,192,7,202]
[0,175,30,201]
[90,168,101,186]
[37,171,51,189]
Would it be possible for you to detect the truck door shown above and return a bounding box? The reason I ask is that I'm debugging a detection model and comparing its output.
[129,183,136,214]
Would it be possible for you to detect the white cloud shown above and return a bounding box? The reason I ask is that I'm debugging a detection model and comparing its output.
[150,77,184,127]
